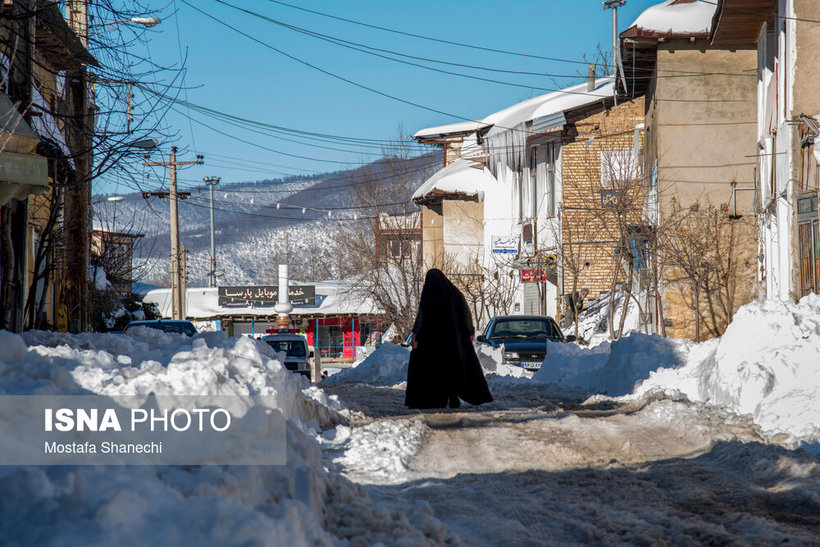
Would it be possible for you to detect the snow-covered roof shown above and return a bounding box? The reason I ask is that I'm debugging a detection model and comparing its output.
[413,120,490,140]
[412,158,496,203]
[624,0,716,37]
[144,281,381,319]
[483,77,615,138]
[413,78,614,143]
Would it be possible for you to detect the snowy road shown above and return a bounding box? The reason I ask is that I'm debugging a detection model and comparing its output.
[324,384,820,545]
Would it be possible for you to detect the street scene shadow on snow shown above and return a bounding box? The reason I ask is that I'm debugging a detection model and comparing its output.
[364,440,820,546]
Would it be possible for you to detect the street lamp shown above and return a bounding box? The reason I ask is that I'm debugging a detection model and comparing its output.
[127,138,158,151]
[93,196,125,204]
[91,196,125,233]
[90,16,161,30]
[128,17,161,28]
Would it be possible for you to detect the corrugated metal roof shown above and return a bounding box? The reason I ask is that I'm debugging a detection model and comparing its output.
[532,112,567,135]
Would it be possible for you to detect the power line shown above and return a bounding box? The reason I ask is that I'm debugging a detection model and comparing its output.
[215,0,587,88]
[217,0,754,82]
[261,0,601,65]
[178,0,475,122]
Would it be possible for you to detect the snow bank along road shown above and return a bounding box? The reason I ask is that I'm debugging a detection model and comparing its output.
[324,383,820,545]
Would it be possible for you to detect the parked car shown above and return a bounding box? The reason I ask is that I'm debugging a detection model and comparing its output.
[476,315,575,371]
[260,328,313,378]
[122,319,198,337]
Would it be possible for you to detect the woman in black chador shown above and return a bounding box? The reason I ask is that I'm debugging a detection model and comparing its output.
[405,269,493,409]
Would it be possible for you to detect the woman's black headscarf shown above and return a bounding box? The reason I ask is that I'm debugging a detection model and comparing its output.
[405,269,492,409]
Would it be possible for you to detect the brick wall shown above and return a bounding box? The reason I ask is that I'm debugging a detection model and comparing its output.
[560,98,646,300]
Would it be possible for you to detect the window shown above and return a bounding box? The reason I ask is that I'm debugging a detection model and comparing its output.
[800,139,819,192]
[600,150,636,188]
[797,195,819,297]
[770,134,777,199]
[389,238,414,259]
[489,318,560,340]
[546,142,556,218]
[526,142,557,220]
[529,147,538,218]
[265,340,307,357]
[516,170,524,221]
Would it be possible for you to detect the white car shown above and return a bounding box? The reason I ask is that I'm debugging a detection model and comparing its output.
[260,329,313,378]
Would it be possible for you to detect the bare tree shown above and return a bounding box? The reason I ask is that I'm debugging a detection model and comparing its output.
[1,1,184,331]
[554,213,594,339]
[560,142,648,340]
[446,252,520,331]
[660,199,756,340]
[23,150,68,329]
[334,210,423,338]
[332,129,438,336]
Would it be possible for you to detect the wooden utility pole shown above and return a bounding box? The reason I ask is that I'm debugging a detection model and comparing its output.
[64,0,92,332]
[143,147,203,319]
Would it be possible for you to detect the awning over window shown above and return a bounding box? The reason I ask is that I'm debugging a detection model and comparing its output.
[0,152,49,204]
[0,92,49,205]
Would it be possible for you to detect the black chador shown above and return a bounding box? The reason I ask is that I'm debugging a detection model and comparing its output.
[405,269,493,409]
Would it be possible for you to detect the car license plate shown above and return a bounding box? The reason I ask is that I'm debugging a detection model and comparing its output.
[521,361,541,370]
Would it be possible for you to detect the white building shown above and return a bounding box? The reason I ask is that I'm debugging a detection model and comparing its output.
[413,78,617,320]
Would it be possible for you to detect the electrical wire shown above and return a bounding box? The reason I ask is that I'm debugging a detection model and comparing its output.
[217,0,754,82]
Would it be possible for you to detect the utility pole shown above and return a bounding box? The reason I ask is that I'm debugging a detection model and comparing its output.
[64,0,93,332]
[603,0,627,95]
[203,176,221,288]
[143,147,203,319]
[180,244,188,315]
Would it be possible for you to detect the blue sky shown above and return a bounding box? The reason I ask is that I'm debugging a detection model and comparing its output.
[97,0,659,195]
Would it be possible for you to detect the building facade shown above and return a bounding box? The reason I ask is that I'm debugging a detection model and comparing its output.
[709,0,820,300]
[0,1,95,332]
[620,0,760,339]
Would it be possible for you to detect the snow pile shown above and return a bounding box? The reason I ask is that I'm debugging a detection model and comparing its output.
[12,329,339,427]
[412,158,495,202]
[536,295,820,447]
[322,418,429,484]
[325,341,530,387]
[323,343,411,386]
[475,342,532,379]
[0,329,447,545]
[629,0,716,35]
[535,333,694,397]
[91,266,112,290]
[565,289,641,347]
[636,295,820,446]
[533,339,613,389]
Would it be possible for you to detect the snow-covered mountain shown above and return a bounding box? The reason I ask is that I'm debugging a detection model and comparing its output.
[93,154,438,287]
